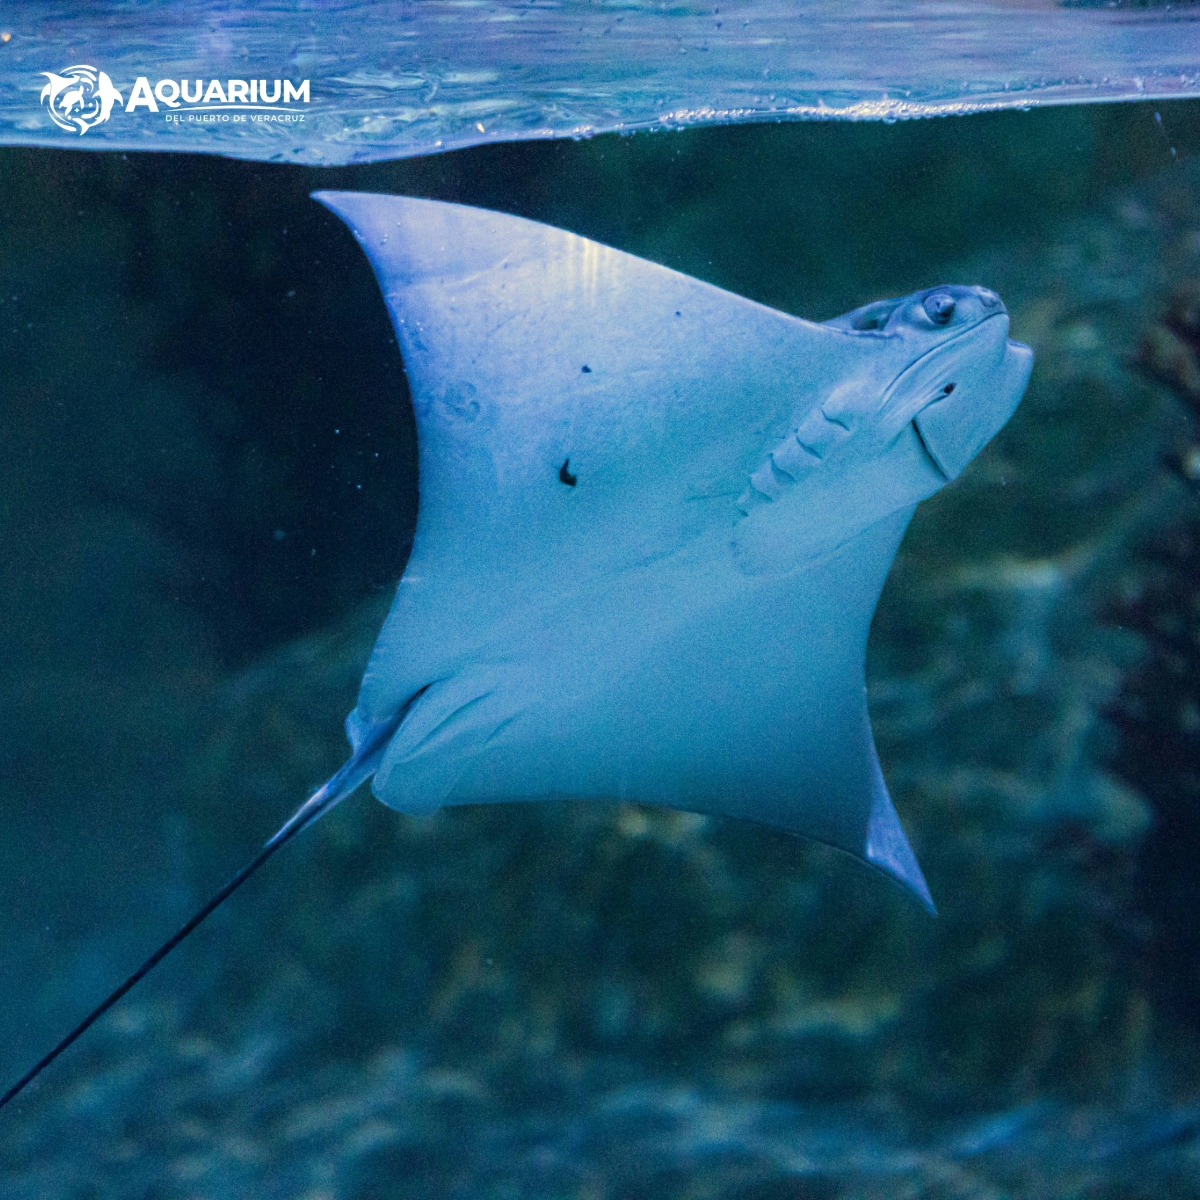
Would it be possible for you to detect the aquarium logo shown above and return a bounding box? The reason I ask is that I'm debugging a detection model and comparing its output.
[124,76,312,120]
[39,65,123,135]
[39,66,313,134]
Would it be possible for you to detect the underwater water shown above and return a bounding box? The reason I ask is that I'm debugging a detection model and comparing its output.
[1,101,1200,1197]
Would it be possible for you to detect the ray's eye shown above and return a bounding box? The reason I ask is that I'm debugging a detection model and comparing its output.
[923,293,956,325]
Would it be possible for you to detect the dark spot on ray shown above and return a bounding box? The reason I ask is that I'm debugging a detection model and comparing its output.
[581,364,592,373]
[559,458,578,487]
[943,382,956,394]
[675,310,681,317]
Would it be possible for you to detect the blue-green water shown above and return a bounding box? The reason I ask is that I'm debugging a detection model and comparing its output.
[2,104,1200,1197]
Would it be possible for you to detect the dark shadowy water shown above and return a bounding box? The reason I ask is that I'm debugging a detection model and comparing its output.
[1,103,1200,1197]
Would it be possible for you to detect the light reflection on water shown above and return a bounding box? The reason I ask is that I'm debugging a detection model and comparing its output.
[0,0,1199,163]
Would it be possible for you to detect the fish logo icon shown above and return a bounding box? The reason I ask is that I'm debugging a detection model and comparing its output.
[40,65,123,135]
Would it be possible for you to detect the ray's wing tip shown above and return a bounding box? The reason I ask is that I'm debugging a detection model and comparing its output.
[311,188,395,228]
[311,189,372,240]
[881,853,938,917]
[865,836,938,917]
[864,780,939,917]
[311,188,424,228]
[310,187,354,214]
[312,190,467,223]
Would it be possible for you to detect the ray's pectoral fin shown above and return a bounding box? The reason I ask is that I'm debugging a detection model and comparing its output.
[369,673,518,813]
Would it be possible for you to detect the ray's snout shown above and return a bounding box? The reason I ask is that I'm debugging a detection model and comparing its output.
[911,294,1032,483]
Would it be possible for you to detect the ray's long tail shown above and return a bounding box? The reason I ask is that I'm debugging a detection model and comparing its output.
[0,717,400,1112]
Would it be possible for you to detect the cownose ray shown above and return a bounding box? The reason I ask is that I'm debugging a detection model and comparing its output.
[1,194,1033,1109]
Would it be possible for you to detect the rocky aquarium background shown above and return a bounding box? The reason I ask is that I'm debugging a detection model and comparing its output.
[2,104,1200,1196]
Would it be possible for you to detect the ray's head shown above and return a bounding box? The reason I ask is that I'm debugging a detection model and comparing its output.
[833,283,1033,481]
